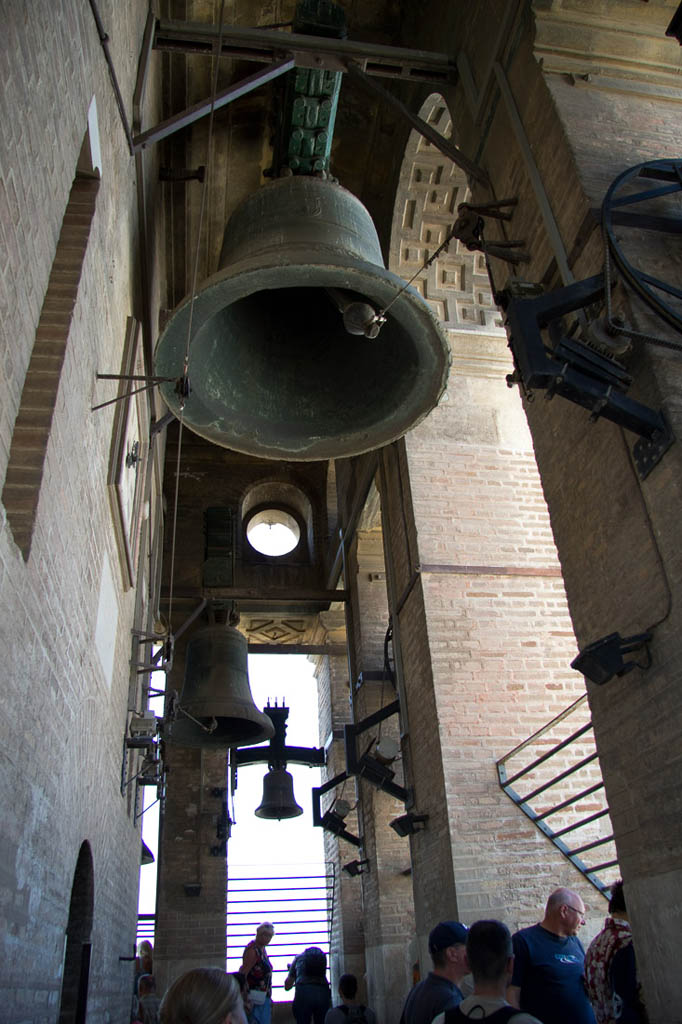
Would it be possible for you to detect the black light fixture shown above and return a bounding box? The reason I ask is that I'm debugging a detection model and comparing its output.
[342,859,369,877]
[570,631,653,686]
[312,774,362,846]
[344,700,407,802]
[321,809,352,836]
[390,812,428,837]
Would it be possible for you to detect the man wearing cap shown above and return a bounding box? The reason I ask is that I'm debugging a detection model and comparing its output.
[399,921,469,1024]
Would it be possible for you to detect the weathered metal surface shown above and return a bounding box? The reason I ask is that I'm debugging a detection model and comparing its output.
[155,175,450,460]
[168,624,275,748]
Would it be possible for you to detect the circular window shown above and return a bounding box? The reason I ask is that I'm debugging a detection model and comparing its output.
[246,508,301,556]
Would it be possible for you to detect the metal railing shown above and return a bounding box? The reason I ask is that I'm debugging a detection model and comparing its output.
[226,866,335,991]
[135,866,334,978]
[497,695,619,893]
[137,912,156,946]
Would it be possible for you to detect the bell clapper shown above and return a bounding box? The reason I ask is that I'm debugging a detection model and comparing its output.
[325,287,385,339]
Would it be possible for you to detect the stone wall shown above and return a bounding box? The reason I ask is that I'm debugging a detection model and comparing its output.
[399,2,682,1018]
[0,1,162,1021]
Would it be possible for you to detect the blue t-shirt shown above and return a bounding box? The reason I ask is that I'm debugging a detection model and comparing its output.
[400,973,464,1024]
[511,924,596,1024]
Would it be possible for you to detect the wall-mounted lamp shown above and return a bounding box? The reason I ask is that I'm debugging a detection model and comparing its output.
[571,631,652,685]
[312,773,362,846]
[125,713,159,750]
[342,859,369,877]
[321,809,352,836]
[344,701,407,801]
[390,812,428,837]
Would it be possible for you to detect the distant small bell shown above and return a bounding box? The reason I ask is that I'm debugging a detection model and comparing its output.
[169,624,274,749]
[255,768,303,820]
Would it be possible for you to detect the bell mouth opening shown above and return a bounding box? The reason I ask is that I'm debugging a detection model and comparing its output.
[194,283,417,420]
[155,260,450,460]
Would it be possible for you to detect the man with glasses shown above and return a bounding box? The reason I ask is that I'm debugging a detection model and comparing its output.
[507,888,596,1024]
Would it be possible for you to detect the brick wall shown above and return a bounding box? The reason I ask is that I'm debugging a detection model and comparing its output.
[0,2,161,1020]
[350,530,416,1023]
[397,3,682,1018]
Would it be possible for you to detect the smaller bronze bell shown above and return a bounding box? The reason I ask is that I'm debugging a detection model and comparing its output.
[255,768,303,820]
[170,624,274,748]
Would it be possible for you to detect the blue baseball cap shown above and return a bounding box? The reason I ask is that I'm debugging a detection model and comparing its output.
[428,921,468,953]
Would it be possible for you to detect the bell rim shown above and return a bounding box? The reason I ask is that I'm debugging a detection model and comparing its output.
[155,256,451,461]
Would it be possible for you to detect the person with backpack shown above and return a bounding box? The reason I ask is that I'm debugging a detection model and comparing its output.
[284,946,332,1024]
[324,974,376,1024]
[432,921,541,1023]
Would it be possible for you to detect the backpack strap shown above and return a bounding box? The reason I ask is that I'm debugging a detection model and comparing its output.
[443,1006,522,1024]
[442,1009,467,1024]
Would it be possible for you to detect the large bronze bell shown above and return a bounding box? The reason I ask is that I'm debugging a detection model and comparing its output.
[154,176,450,460]
[255,768,303,820]
[170,625,274,748]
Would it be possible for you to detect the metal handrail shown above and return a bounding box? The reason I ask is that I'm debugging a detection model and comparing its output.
[497,695,618,894]
[226,864,335,987]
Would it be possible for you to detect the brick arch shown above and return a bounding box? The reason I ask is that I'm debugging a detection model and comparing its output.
[388,94,502,333]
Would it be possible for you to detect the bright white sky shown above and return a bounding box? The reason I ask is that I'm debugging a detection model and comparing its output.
[139,653,327,996]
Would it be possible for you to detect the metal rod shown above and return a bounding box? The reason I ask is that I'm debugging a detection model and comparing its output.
[570,833,615,856]
[132,57,295,150]
[87,0,135,153]
[133,9,156,125]
[518,752,599,803]
[226,897,330,903]
[228,875,332,882]
[552,809,611,838]
[497,694,588,765]
[585,858,619,873]
[228,885,331,893]
[227,921,330,928]
[493,62,573,285]
[345,62,488,185]
[164,587,349,603]
[155,20,456,84]
[503,722,594,787]
[91,380,165,412]
[96,374,173,382]
[247,643,347,655]
[535,781,605,820]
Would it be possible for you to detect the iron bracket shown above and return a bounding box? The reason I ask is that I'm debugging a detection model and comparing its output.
[311,771,362,846]
[154,19,457,86]
[343,700,407,802]
[499,274,675,478]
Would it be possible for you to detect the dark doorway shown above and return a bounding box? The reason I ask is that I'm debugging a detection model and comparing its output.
[58,841,94,1024]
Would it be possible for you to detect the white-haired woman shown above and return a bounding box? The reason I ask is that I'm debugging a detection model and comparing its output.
[160,968,247,1024]
[239,922,275,1024]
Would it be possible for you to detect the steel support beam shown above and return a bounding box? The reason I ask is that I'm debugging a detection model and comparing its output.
[154,19,457,86]
[247,643,347,655]
[131,57,295,151]
[345,61,488,185]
